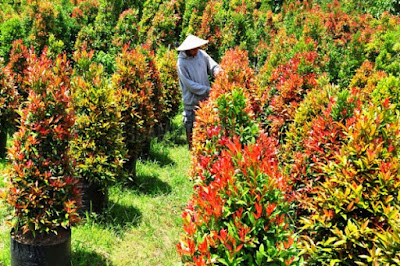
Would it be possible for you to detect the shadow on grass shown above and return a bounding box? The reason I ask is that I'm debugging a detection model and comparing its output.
[72,249,110,266]
[139,138,176,167]
[163,124,187,146]
[101,200,142,231]
[139,116,188,166]
[129,174,172,196]
[156,115,187,147]
[146,147,175,167]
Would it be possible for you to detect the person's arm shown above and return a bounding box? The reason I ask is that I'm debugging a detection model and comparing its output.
[202,51,221,78]
[177,64,210,96]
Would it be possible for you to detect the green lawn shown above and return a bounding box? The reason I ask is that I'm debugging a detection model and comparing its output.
[0,115,192,265]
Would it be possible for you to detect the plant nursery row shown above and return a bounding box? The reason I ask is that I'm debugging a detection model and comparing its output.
[0,0,400,265]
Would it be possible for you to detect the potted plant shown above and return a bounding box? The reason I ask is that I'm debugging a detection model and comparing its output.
[113,45,161,180]
[70,49,126,214]
[3,51,80,265]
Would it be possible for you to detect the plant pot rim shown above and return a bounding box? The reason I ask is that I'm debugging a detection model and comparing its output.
[11,227,71,246]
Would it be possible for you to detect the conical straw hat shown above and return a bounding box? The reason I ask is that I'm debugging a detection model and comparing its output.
[177,35,209,51]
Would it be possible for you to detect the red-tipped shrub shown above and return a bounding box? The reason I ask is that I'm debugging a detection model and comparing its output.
[0,60,18,158]
[211,48,256,97]
[350,61,387,95]
[178,134,297,265]
[7,40,29,101]
[142,47,165,138]
[299,101,400,264]
[112,45,160,179]
[195,0,225,60]
[191,88,258,184]
[140,0,184,50]
[72,0,100,26]
[191,48,258,183]
[180,47,297,265]
[112,8,140,49]
[4,50,80,235]
[25,1,58,53]
[0,40,29,158]
[260,50,320,139]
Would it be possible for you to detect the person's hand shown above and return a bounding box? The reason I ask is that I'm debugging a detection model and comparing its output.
[216,68,227,78]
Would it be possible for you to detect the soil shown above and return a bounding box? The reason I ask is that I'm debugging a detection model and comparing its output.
[11,227,71,246]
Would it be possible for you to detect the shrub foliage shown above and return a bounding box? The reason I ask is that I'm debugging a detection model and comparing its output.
[70,50,126,190]
[5,51,80,234]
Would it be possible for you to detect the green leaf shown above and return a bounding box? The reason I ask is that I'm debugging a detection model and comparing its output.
[333,239,347,247]
[218,258,230,266]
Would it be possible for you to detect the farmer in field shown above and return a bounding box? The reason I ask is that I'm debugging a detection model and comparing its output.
[177,34,221,150]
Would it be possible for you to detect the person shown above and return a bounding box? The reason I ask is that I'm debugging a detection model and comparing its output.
[176,34,221,150]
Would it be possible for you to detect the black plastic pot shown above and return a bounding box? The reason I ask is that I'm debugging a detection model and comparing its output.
[0,129,7,159]
[124,154,137,181]
[79,179,108,214]
[10,228,71,266]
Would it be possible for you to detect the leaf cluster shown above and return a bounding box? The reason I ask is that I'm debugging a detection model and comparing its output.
[5,51,80,235]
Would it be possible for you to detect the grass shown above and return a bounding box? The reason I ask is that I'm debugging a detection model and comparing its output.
[0,114,193,265]
[0,157,8,265]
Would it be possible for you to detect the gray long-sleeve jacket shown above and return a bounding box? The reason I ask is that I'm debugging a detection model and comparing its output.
[177,50,220,111]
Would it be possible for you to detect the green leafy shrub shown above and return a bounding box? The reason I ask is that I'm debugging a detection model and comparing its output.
[180,0,208,38]
[156,49,181,133]
[373,25,400,76]
[371,75,400,108]
[257,0,285,13]
[299,102,400,264]
[112,8,140,49]
[94,50,115,74]
[71,43,95,76]
[52,5,80,56]
[74,25,98,52]
[0,16,24,63]
[341,0,400,18]
[70,54,126,191]
[71,0,100,26]
[140,0,183,50]
[4,51,80,234]
[194,0,263,62]
[112,45,157,179]
[220,1,258,59]
[24,1,78,55]
[74,0,117,55]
